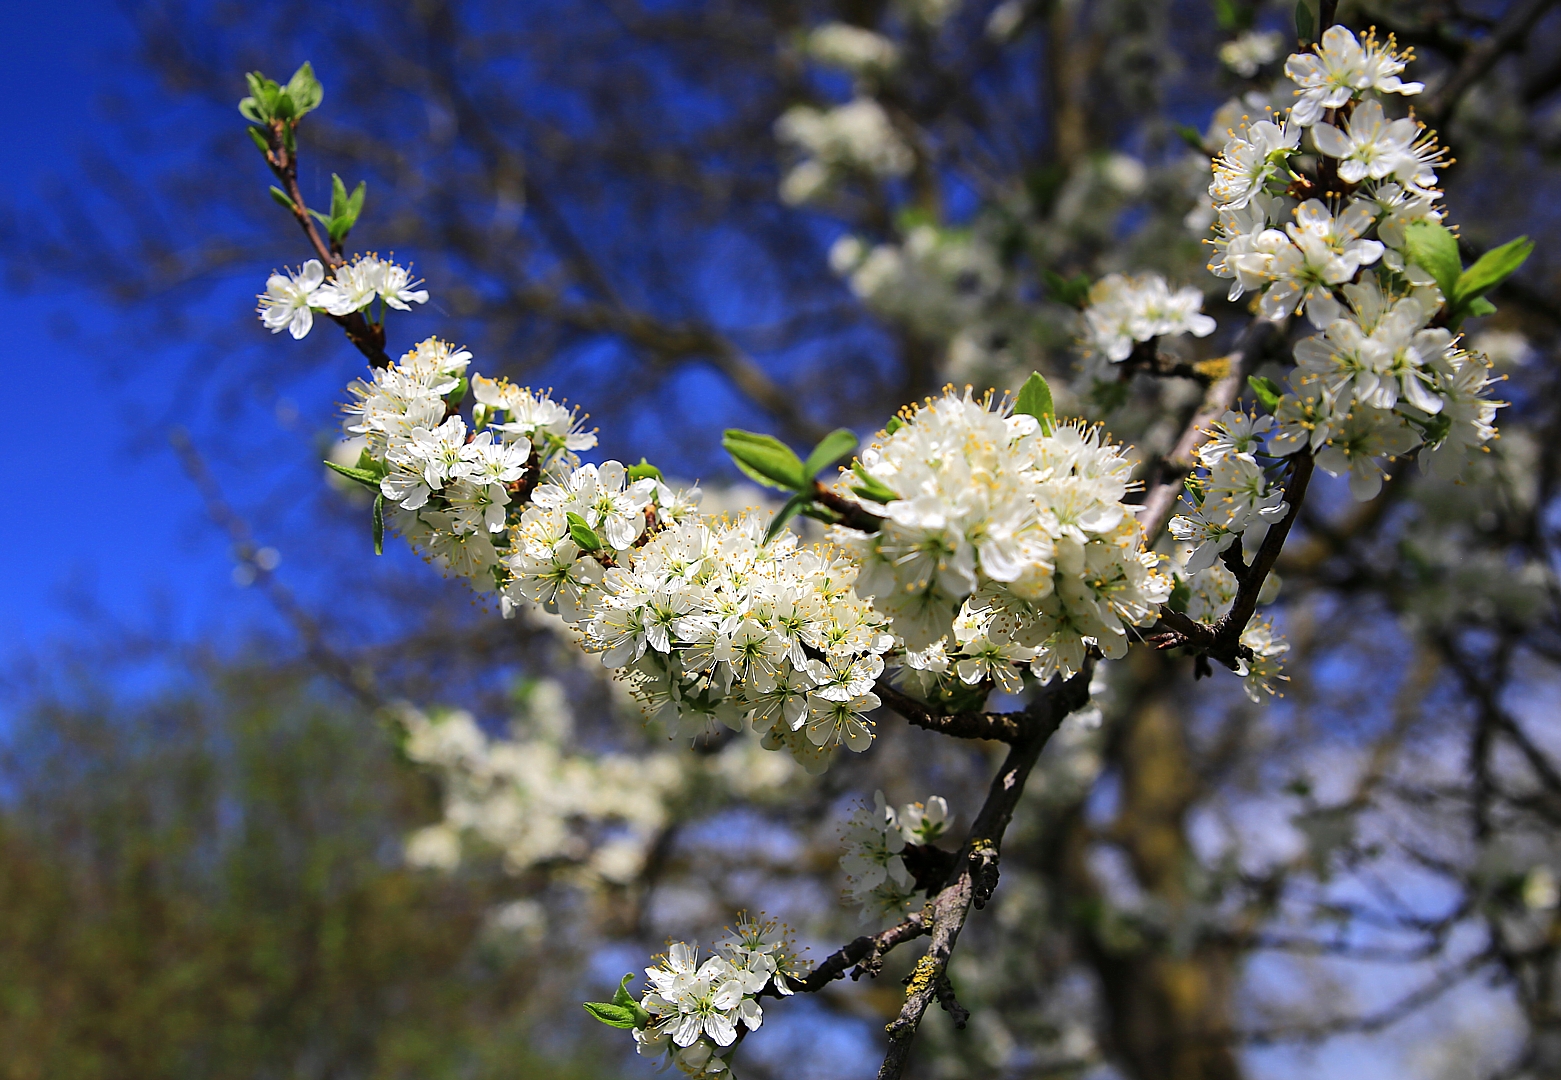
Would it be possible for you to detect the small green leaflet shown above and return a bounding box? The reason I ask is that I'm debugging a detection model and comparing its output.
[582,1002,639,1029]
[566,512,603,552]
[722,429,807,491]
[801,428,859,482]
[1042,269,1092,309]
[884,415,904,435]
[1247,376,1283,413]
[583,974,649,1029]
[1402,221,1462,301]
[1294,0,1314,44]
[284,61,323,117]
[1175,124,1206,150]
[1454,235,1532,305]
[310,173,368,243]
[850,464,899,504]
[372,494,385,556]
[269,186,296,211]
[627,458,663,482]
[1012,371,1054,432]
[764,492,813,545]
[325,460,385,490]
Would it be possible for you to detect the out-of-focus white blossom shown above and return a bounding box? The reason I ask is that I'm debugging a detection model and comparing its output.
[806,23,899,75]
[1219,31,1283,78]
[1079,272,1216,363]
[776,98,914,205]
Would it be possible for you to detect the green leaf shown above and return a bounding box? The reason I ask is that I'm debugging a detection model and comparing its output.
[1454,235,1533,304]
[372,493,385,556]
[1213,0,1245,31]
[1402,221,1463,301]
[1168,576,1191,614]
[325,460,384,491]
[342,180,366,235]
[329,173,348,220]
[239,97,266,124]
[285,61,323,116]
[627,458,663,482]
[246,125,271,154]
[611,974,638,1009]
[582,1002,640,1029]
[850,463,900,504]
[244,71,277,109]
[566,512,603,552]
[354,449,389,477]
[445,376,468,407]
[1294,0,1314,44]
[1089,378,1130,415]
[802,428,859,481]
[1042,269,1092,309]
[1012,371,1055,432]
[1466,296,1498,318]
[764,492,811,545]
[1247,375,1283,413]
[722,429,807,491]
[1175,123,1206,150]
[269,186,297,211]
[884,415,904,436]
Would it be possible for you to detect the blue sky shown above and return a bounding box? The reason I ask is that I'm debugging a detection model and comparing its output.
[0,0,255,652]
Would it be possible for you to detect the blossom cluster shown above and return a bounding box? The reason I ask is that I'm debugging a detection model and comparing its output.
[398,690,686,882]
[257,254,428,338]
[832,388,1173,684]
[334,327,904,773]
[840,790,951,922]
[1205,29,1441,322]
[1196,26,1501,493]
[328,333,1171,774]
[632,918,810,1078]
[775,98,914,205]
[1078,272,1217,364]
[1167,410,1290,571]
[1166,464,1290,702]
[829,224,1004,342]
[546,513,898,772]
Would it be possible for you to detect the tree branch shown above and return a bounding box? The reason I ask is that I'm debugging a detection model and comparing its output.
[1422,0,1560,125]
[766,910,932,996]
[876,664,1094,1079]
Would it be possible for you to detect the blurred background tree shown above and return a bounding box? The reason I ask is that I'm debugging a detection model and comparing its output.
[4,0,1561,1078]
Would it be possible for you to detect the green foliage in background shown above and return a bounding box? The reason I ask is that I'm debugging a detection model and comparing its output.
[0,669,614,1080]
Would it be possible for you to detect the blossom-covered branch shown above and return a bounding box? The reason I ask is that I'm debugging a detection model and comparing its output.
[236,12,1532,1073]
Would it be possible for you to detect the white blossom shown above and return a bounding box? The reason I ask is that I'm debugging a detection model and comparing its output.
[1219,30,1283,78]
[315,254,429,315]
[256,259,325,338]
[1080,272,1217,363]
[1209,116,1301,210]
[806,23,899,75]
[1284,26,1423,128]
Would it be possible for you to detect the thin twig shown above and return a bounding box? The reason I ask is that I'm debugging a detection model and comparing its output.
[1137,316,1285,544]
